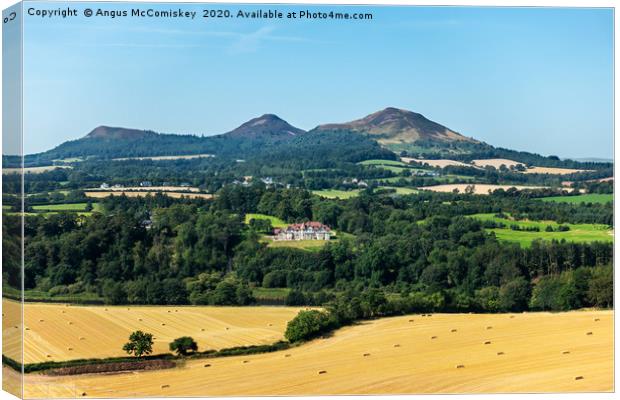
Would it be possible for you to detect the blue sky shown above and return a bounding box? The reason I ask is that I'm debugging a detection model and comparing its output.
[22,3,613,158]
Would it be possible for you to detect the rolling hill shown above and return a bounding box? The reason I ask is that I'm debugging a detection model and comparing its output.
[314,107,478,145]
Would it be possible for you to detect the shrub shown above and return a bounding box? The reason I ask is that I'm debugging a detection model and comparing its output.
[285,310,333,343]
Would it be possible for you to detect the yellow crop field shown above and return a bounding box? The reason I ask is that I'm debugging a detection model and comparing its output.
[20,310,612,398]
[2,300,302,364]
[523,166,592,175]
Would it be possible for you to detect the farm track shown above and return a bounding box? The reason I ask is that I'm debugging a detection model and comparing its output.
[16,310,613,397]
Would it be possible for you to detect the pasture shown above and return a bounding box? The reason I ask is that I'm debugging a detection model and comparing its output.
[420,184,547,195]
[267,239,330,251]
[31,203,103,213]
[22,310,613,397]
[540,194,613,205]
[471,213,613,246]
[244,213,287,228]
[84,191,213,200]
[2,300,302,364]
[312,189,361,199]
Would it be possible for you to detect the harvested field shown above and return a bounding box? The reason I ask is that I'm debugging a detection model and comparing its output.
[420,184,546,195]
[21,310,612,397]
[471,159,523,169]
[84,191,212,200]
[2,300,302,364]
[523,167,591,175]
[401,158,471,168]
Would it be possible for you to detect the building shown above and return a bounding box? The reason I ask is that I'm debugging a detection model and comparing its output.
[273,222,332,241]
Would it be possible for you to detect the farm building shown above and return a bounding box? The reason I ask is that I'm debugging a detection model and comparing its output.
[273,222,332,241]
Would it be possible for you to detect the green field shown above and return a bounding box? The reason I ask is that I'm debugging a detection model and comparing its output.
[379,186,419,195]
[252,287,290,302]
[31,202,103,213]
[540,193,613,204]
[244,213,288,228]
[266,239,329,251]
[470,213,613,246]
[358,159,408,167]
[312,189,361,199]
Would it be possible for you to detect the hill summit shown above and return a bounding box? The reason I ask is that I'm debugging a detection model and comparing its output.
[315,107,478,145]
[85,126,154,140]
[222,114,306,139]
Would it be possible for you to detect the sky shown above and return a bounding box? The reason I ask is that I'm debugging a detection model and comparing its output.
[19,3,614,159]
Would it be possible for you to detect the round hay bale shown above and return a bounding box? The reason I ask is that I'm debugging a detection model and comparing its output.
[408,319,414,323]
[586,332,593,335]
[393,344,401,347]
[243,360,249,364]
[161,384,170,389]
[562,351,570,355]
[204,364,211,368]
[486,326,493,330]
[455,364,465,369]
[318,370,327,375]
[450,329,457,332]
[363,353,371,357]
[496,352,504,355]
[574,376,584,381]
[484,341,491,345]
[284,354,291,358]
[431,336,437,340]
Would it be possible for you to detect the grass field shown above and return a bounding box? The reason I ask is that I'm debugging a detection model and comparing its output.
[358,159,408,167]
[2,299,303,364]
[471,213,613,246]
[421,184,547,195]
[84,191,213,200]
[267,239,330,251]
[31,203,103,213]
[312,189,361,199]
[540,194,613,205]
[379,186,419,195]
[244,213,288,228]
[20,310,613,397]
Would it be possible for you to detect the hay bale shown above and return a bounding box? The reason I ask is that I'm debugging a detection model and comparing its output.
[284,354,291,358]
[79,337,85,340]
[243,360,249,364]
[67,347,73,351]
[427,314,432,317]
[484,341,491,345]
[25,327,30,331]
[161,323,166,326]
[486,326,493,330]
[562,351,570,355]
[455,364,465,369]
[496,352,504,355]
[393,344,401,347]
[39,319,44,322]
[204,364,211,368]
[318,370,327,375]
[574,376,584,381]
[225,327,230,330]
[509,315,515,319]
[161,384,170,389]
[363,353,371,357]
[450,329,457,332]
[68,322,73,325]
[104,308,108,311]
[201,328,205,331]
[268,323,273,326]
[421,314,426,317]
[431,336,437,340]
[586,332,593,335]
[594,318,600,322]
[81,392,87,397]
[408,319,414,322]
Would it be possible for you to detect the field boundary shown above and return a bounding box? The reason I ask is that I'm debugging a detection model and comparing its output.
[2,341,291,375]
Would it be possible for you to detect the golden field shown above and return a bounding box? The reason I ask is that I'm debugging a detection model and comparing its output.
[523,166,591,175]
[401,157,471,168]
[2,300,302,364]
[16,310,613,398]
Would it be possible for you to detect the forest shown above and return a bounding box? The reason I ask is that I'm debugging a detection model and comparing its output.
[4,184,612,313]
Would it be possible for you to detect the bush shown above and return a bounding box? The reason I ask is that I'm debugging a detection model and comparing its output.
[285,310,333,343]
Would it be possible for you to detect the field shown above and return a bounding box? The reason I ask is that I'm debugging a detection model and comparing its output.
[2,300,303,364]
[523,167,591,175]
[471,159,523,168]
[401,158,471,168]
[267,239,330,251]
[540,194,613,204]
[471,213,613,246]
[358,159,408,167]
[31,203,103,213]
[86,186,201,192]
[20,310,613,397]
[113,154,214,161]
[379,186,419,195]
[244,213,287,228]
[84,191,213,200]
[3,166,72,174]
[312,189,361,199]
[421,184,546,195]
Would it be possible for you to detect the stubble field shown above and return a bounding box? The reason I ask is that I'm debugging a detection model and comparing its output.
[2,300,302,364]
[17,309,613,398]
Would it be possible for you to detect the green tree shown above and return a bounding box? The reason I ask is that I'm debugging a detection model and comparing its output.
[588,266,613,308]
[499,277,530,312]
[285,310,332,343]
[169,336,198,356]
[123,331,154,357]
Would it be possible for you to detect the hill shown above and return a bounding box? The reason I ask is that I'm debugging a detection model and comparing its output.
[314,107,478,145]
[222,114,305,140]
